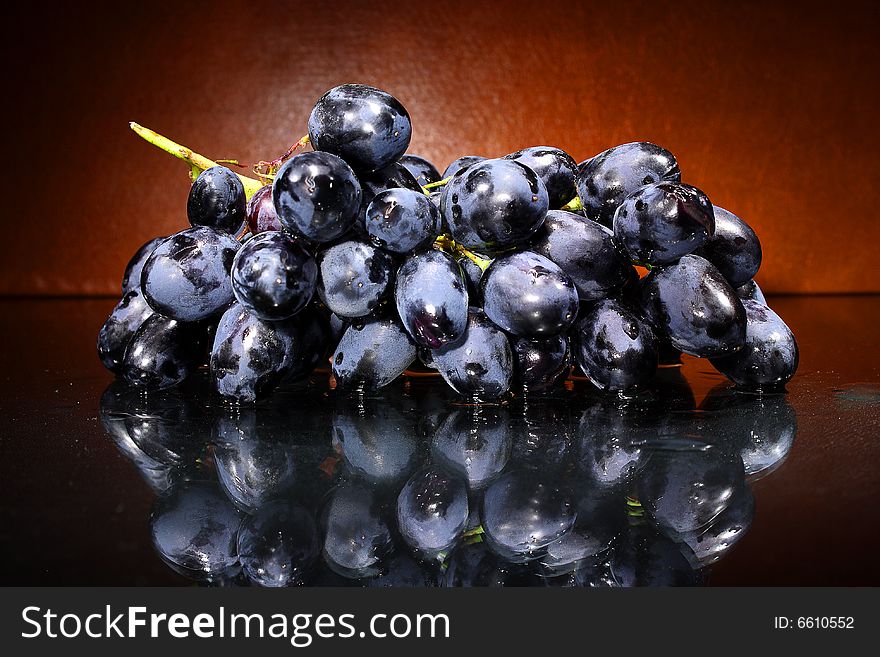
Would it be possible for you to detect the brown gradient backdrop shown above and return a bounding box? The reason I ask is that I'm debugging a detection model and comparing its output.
[2,0,877,296]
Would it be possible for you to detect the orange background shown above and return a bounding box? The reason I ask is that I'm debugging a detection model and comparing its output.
[2,0,877,296]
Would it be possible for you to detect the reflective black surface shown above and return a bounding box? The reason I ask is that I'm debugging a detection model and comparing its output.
[1,296,878,585]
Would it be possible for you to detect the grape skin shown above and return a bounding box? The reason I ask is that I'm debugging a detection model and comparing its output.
[97,289,155,374]
[504,146,579,209]
[317,240,393,319]
[187,166,247,235]
[394,249,469,348]
[141,226,241,322]
[332,317,417,390]
[122,236,167,294]
[695,205,762,288]
[365,188,441,254]
[481,251,579,338]
[398,154,441,187]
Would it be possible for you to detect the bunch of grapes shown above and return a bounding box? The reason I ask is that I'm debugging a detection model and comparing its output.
[98,84,799,402]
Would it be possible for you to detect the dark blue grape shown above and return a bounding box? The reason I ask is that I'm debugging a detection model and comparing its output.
[613,181,714,266]
[641,254,747,357]
[441,158,549,253]
[322,481,393,578]
[272,151,362,242]
[481,251,579,337]
[150,479,242,580]
[231,231,317,320]
[441,155,485,180]
[97,289,155,373]
[141,226,240,321]
[710,299,799,390]
[680,485,754,566]
[700,385,796,478]
[331,401,419,484]
[504,146,578,208]
[121,314,204,389]
[531,210,631,301]
[245,184,283,234]
[481,471,576,563]
[694,206,762,287]
[308,84,412,173]
[395,250,469,348]
[736,279,767,305]
[356,162,423,235]
[576,142,681,228]
[210,303,298,402]
[365,188,441,253]
[431,407,511,489]
[576,400,647,488]
[510,335,571,392]
[397,466,469,557]
[638,443,745,535]
[187,166,247,234]
[332,317,417,389]
[572,299,658,391]
[237,501,318,587]
[317,240,393,318]
[431,308,512,398]
[122,236,166,294]
[399,154,441,187]
[212,412,299,512]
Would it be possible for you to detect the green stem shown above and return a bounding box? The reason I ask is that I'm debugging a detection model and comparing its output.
[434,235,493,272]
[421,176,451,193]
[561,195,583,212]
[130,122,265,199]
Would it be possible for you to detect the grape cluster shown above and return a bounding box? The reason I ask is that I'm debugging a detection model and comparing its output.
[99,84,798,401]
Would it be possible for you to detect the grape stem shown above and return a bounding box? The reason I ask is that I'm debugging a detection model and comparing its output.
[561,195,583,212]
[434,235,493,272]
[129,122,265,199]
[421,176,451,193]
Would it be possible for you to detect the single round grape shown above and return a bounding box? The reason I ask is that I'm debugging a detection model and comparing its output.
[481,251,579,337]
[441,155,486,180]
[531,210,631,301]
[150,480,242,579]
[332,317,417,390]
[365,188,442,253]
[576,403,645,488]
[210,303,298,403]
[504,146,578,208]
[245,184,283,234]
[397,466,469,556]
[695,205,762,287]
[576,142,681,228]
[395,250,469,348]
[331,399,419,484]
[682,485,754,566]
[308,83,411,173]
[317,240,393,318]
[356,161,423,234]
[710,299,799,390]
[187,166,247,234]
[441,158,549,253]
[238,501,318,587]
[399,154,441,187]
[97,289,155,373]
[322,481,393,578]
[638,445,745,535]
[510,335,571,392]
[431,308,512,398]
[613,181,714,266]
[121,314,204,389]
[641,254,747,357]
[121,236,167,294]
[572,299,658,391]
[141,226,240,321]
[231,231,317,320]
[272,151,362,242]
[736,279,767,305]
[481,471,576,562]
[212,411,299,511]
[431,407,511,489]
